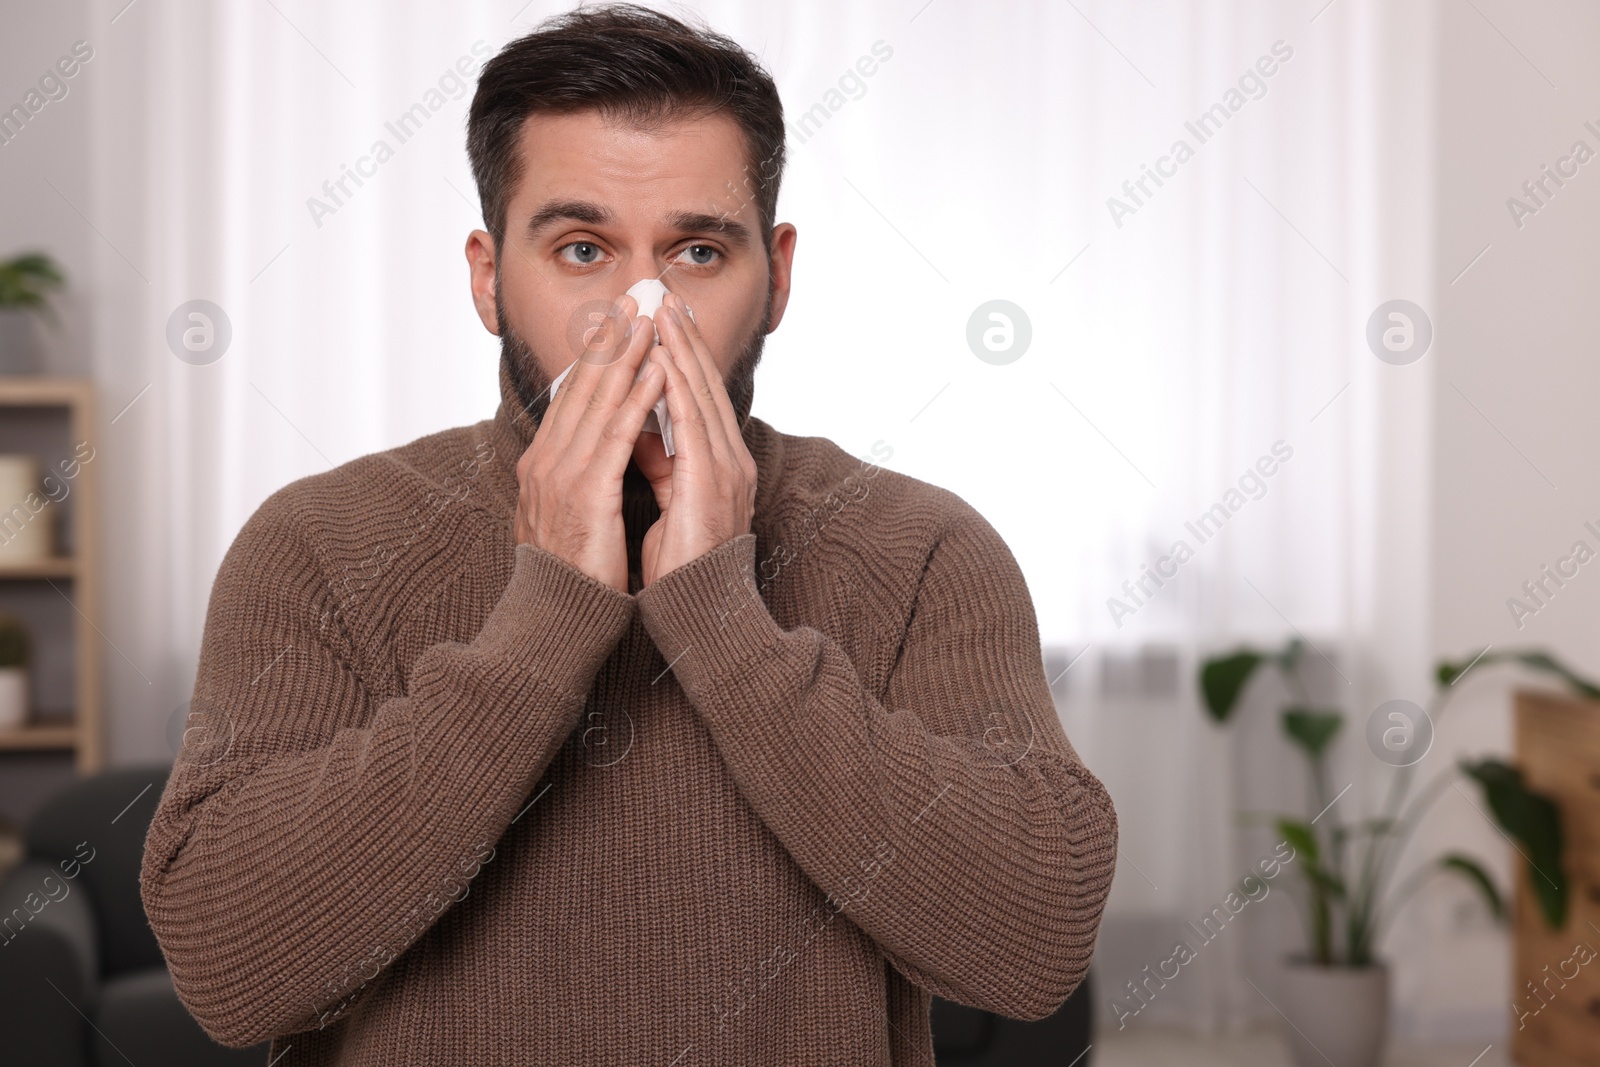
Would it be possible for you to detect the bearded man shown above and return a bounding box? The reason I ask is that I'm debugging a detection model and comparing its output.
[140,6,1117,1064]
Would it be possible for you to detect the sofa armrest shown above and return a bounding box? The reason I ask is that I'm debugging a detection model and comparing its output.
[0,859,102,1067]
[1,858,101,1012]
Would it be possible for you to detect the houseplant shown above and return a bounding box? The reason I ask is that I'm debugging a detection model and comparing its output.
[0,251,66,375]
[0,613,32,729]
[1199,640,1579,1067]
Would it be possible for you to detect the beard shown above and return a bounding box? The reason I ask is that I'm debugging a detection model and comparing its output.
[498,273,771,441]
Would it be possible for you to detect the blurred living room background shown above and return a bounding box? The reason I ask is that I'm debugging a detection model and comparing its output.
[1,1,1598,1064]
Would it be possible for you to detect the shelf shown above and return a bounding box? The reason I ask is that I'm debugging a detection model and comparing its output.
[0,721,77,750]
[0,557,75,579]
[0,378,94,408]
[0,377,101,774]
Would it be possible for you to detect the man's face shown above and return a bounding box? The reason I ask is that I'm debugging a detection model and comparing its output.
[468,109,797,437]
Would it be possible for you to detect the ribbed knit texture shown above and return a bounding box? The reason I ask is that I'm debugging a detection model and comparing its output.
[138,351,1119,1065]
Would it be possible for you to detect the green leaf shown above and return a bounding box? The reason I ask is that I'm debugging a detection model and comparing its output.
[1275,817,1348,899]
[1436,648,1600,700]
[1460,758,1566,928]
[1276,818,1319,864]
[8,253,63,283]
[1273,637,1306,675]
[1282,708,1343,760]
[1200,650,1264,723]
[1438,853,1504,921]
[0,251,66,314]
[1436,659,1468,687]
[1508,651,1600,701]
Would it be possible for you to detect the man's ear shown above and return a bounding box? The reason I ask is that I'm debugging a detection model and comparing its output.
[465,229,501,336]
[764,222,797,333]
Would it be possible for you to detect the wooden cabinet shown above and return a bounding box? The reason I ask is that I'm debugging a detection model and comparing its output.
[1513,688,1600,1066]
[0,378,101,773]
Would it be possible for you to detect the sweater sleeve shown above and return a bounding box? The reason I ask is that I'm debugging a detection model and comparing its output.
[139,497,635,1048]
[633,510,1118,1022]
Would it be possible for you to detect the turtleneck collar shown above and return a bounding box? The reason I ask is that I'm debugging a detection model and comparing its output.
[485,349,784,591]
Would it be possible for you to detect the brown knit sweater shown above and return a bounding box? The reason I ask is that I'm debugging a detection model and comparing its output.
[139,352,1118,1065]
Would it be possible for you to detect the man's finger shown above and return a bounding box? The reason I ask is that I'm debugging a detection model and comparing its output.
[653,300,729,456]
[651,325,712,464]
[546,294,645,445]
[668,293,741,441]
[594,354,667,475]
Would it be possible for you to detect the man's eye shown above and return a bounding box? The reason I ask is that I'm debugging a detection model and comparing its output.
[559,242,604,265]
[676,244,720,267]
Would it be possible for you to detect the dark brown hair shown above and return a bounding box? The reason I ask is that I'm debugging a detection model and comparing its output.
[467,3,786,254]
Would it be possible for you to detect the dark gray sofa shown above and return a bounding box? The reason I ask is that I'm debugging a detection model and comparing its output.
[0,765,266,1067]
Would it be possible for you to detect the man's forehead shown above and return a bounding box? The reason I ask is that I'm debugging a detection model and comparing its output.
[512,109,756,218]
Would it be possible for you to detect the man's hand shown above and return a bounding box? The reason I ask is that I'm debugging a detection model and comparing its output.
[513,293,665,594]
[633,290,759,587]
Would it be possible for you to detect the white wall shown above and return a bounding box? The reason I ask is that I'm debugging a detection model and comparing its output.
[1408,0,1600,1040]
[0,0,93,379]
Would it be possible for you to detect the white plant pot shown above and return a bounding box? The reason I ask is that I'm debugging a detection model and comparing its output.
[0,668,29,729]
[1275,959,1389,1067]
[0,308,44,375]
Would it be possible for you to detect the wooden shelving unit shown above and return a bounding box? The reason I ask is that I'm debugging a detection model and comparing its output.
[1513,687,1600,1066]
[0,378,100,773]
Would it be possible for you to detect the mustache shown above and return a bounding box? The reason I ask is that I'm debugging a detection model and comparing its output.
[497,281,771,436]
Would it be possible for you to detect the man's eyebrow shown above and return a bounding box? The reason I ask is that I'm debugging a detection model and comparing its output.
[525,199,613,236]
[522,201,753,246]
[666,210,753,246]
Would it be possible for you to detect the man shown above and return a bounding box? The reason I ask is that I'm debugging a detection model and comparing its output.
[140,5,1117,1064]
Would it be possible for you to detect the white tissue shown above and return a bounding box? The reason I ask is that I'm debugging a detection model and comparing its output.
[549,278,687,456]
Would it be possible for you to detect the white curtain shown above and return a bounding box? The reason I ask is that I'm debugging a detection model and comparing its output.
[88,0,1441,1036]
